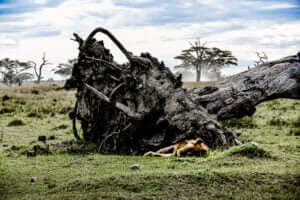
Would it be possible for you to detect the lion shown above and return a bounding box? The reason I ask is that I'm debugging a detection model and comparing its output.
[144,138,209,157]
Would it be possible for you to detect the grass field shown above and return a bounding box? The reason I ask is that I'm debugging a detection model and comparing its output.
[0,83,300,200]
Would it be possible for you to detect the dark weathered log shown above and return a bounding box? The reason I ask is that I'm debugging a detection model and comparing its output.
[65,27,299,154]
[191,53,300,120]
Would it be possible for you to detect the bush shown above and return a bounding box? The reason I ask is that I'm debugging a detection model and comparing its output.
[2,95,10,101]
[27,111,42,117]
[0,108,15,114]
[15,99,26,105]
[230,143,271,158]
[31,89,40,95]
[7,119,25,126]
[289,128,300,136]
[267,117,287,126]
[27,112,43,118]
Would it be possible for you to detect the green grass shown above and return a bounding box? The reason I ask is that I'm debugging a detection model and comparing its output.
[0,83,300,199]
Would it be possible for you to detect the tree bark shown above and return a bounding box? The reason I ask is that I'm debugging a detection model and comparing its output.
[196,69,201,82]
[190,57,300,120]
[65,27,300,154]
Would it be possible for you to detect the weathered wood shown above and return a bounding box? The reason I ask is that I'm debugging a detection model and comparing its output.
[65,27,299,154]
[191,53,300,120]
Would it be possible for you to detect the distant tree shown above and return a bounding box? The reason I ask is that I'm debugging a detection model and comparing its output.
[174,40,238,82]
[0,58,33,86]
[28,52,51,84]
[254,52,268,67]
[54,58,76,77]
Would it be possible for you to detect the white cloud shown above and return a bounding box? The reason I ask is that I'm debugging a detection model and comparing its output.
[30,0,49,4]
[0,0,299,81]
[0,35,17,46]
[261,3,298,10]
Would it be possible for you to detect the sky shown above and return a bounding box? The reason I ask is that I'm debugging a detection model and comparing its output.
[0,0,299,81]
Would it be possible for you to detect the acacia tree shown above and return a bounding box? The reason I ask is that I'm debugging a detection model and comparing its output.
[174,40,238,82]
[0,58,33,86]
[54,58,76,77]
[28,52,51,84]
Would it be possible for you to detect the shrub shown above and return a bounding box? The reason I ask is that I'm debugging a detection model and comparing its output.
[230,143,271,158]
[289,128,300,136]
[0,108,15,114]
[31,89,40,95]
[267,117,287,126]
[2,95,10,101]
[27,112,42,118]
[15,99,26,105]
[7,119,25,126]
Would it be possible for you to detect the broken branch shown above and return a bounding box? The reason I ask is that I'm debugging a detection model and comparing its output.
[84,83,142,120]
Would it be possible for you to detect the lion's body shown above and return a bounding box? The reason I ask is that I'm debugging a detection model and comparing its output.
[144,138,209,157]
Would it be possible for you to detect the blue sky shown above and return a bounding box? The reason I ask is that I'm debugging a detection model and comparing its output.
[0,0,299,80]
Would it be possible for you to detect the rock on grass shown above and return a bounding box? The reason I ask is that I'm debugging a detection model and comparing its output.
[230,142,272,158]
[30,177,37,183]
[130,164,140,170]
[38,135,47,142]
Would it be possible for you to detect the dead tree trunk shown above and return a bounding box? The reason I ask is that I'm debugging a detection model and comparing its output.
[29,53,51,84]
[190,55,300,120]
[65,27,300,155]
[196,68,201,82]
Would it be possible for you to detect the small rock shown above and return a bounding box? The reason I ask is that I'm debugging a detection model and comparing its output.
[33,144,50,155]
[2,95,10,101]
[10,145,20,151]
[27,151,36,157]
[38,135,47,142]
[30,177,37,183]
[48,135,56,140]
[48,183,56,189]
[130,164,140,170]
[174,158,186,162]
[2,144,8,147]
[241,141,258,148]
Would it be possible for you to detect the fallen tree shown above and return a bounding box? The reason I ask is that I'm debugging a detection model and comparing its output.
[65,27,300,154]
[191,53,300,120]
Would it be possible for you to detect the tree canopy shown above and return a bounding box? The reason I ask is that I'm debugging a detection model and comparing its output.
[0,58,33,85]
[174,40,238,82]
[54,58,76,77]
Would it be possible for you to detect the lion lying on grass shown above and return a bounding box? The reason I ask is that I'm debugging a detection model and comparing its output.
[144,138,209,157]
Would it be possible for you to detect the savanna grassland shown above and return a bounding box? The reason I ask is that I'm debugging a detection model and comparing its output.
[0,83,300,200]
